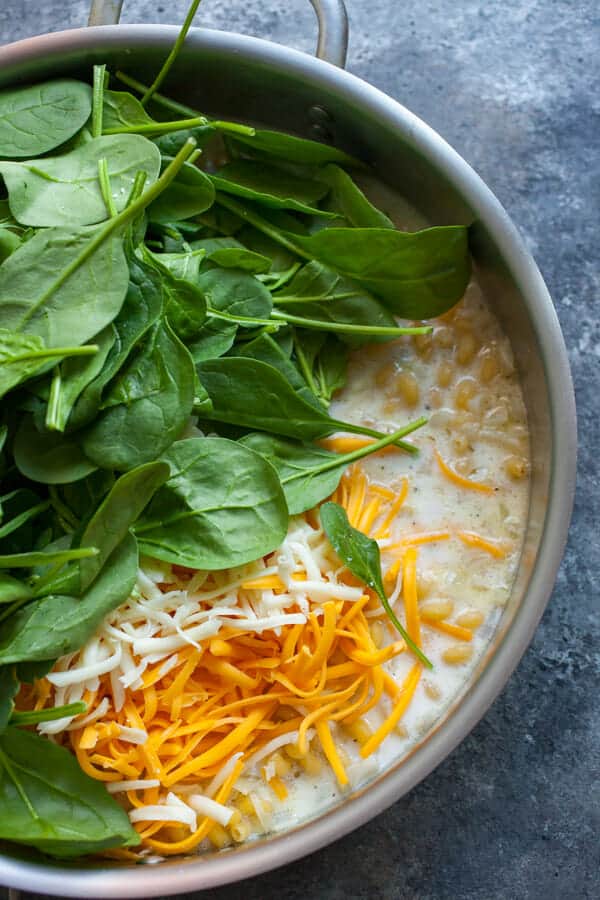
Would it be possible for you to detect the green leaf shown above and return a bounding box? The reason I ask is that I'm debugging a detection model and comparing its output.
[197,357,417,448]
[0,546,98,570]
[148,159,215,223]
[0,666,19,732]
[44,327,116,433]
[286,226,471,317]
[0,575,33,606]
[211,159,333,216]
[318,164,394,228]
[68,250,164,430]
[229,128,360,167]
[0,79,92,159]
[153,123,215,156]
[234,333,320,409]
[274,260,398,345]
[10,701,87,727]
[198,267,273,321]
[135,437,288,570]
[0,227,21,263]
[14,415,97,485]
[242,419,426,515]
[188,318,237,363]
[0,225,129,349]
[79,461,170,591]
[81,320,195,471]
[0,726,140,856]
[0,134,161,227]
[320,502,432,667]
[102,89,155,131]
[0,533,136,664]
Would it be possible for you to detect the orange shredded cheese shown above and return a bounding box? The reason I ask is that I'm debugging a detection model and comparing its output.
[457,530,509,559]
[17,445,503,858]
[435,450,494,494]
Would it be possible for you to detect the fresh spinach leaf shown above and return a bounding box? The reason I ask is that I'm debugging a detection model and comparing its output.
[0,546,98,571]
[192,237,271,274]
[320,501,432,667]
[68,251,163,429]
[318,164,394,228]
[0,79,92,159]
[211,159,333,217]
[242,419,426,515]
[187,318,238,363]
[274,260,398,345]
[135,437,288,570]
[102,89,155,131]
[0,575,32,606]
[153,123,215,156]
[234,333,321,409]
[14,416,97,485]
[79,461,170,590]
[0,666,19,732]
[148,158,215,223]
[0,532,136,664]
[44,327,115,433]
[229,128,360,167]
[197,357,417,448]
[0,227,20,263]
[82,320,195,471]
[198,267,272,320]
[0,225,129,349]
[0,726,140,856]
[0,134,161,227]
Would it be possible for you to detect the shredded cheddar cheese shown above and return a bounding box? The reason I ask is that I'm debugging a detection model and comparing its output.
[17,449,509,859]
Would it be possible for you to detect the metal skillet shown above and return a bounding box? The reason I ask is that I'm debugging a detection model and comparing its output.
[0,0,576,895]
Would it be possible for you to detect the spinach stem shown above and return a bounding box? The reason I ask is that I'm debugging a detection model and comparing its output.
[11,702,87,726]
[115,70,256,136]
[125,170,148,208]
[104,115,210,136]
[97,158,117,218]
[271,310,432,337]
[377,591,433,668]
[216,194,310,259]
[328,418,419,454]
[45,366,62,432]
[273,291,359,304]
[0,547,98,569]
[91,64,106,138]
[0,500,51,541]
[141,0,205,106]
[285,418,428,485]
[293,331,321,401]
[4,345,99,365]
[206,307,280,329]
[17,139,196,329]
[48,487,79,531]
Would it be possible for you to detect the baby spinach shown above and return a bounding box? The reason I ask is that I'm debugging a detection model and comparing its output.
[320,502,432,668]
[197,357,418,449]
[198,267,273,321]
[234,332,321,409]
[102,89,155,131]
[229,128,360,167]
[0,224,129,349]
[0,575,32,606]
[0,533,136,664]
[44,328,115,433]
[0,330,97,400]
[14,416,97,485]
[0,134,161,227]
[0,546,98,571]
[135,437,288,570]
[318,164,394,229]
[273,260,399,345]
[148,158,215,223]
[0,726,140,856]
[211,159,333,216]
[0,666,19,732]
[0,79,92,159]
[81,320,195,471]
[79,461,170,590]
[68,251,163,429]
[242,419,426,515]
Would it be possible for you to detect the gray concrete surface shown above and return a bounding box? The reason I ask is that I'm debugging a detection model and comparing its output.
[0,1,598,898]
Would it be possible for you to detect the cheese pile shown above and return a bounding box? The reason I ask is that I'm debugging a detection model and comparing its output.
[19,457,491,857]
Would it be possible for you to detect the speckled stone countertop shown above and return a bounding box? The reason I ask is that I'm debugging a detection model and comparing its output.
[0,1,598,898]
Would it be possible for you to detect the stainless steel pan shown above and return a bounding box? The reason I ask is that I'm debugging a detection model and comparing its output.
[0,1,576,895]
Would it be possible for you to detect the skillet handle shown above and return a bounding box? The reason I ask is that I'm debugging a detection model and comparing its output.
[87,0,348,68]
